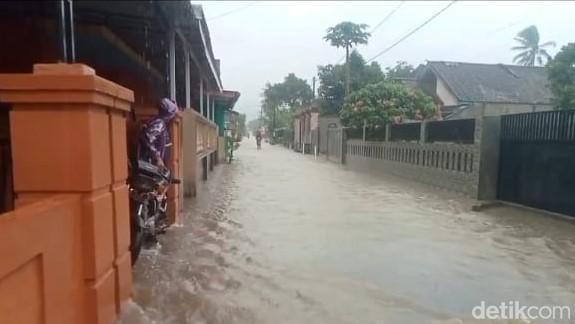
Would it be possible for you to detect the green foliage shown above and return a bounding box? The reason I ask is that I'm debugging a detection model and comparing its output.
[261,73,313,132]
[262,73,313,111]
[324,21,371,95]
[317,51,384,115]
[385,61,421,79]
[277,73,314,108]
[340,81,437,128]
[270,108,293,131]
[247,118,264,133]
[512,25,555,66]
[547,43,575,109]
[324,22,370,50]
[237,113,247,137]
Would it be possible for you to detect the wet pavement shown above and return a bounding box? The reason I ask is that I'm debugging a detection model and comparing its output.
[119,139,575,324]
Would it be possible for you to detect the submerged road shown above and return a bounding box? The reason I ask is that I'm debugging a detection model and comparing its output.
[119,139,575,324]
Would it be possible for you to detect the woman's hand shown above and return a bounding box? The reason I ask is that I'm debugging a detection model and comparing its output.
[156,155,166,168]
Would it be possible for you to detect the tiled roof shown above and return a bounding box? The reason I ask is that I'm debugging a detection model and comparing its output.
[425,61,553,104]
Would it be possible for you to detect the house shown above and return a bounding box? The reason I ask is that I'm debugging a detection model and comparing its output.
[212,90,241,163]
[293,105,320,153]
[418,61,554,119]
[0,2,238,323]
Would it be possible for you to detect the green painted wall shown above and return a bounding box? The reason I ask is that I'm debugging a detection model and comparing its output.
[215,103,226,136]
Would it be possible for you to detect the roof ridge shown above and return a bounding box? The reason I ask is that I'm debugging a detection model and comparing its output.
[428,60,546,69]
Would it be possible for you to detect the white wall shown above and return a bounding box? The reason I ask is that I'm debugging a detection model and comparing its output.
[435,77,459,106]
[293,119,301,144]
[310,112,319,130]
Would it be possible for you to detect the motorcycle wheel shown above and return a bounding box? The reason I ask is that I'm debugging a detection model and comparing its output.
[130,204,144,265]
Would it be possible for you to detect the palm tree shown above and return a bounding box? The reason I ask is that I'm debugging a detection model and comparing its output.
[512,25,556,66]
[324,22,370,95]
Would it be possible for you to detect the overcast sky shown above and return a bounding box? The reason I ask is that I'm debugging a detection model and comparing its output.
[197,1,575,120]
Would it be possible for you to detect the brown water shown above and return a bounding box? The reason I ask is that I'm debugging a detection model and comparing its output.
[118,139,575,324]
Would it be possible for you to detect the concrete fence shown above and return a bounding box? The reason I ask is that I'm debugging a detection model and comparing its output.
[196,114,218,155]
[182,105,219,198]
[346,140,479,196]
[323,117,501,199]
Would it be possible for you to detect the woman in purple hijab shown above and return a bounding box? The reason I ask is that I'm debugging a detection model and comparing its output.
[139,98,178,167]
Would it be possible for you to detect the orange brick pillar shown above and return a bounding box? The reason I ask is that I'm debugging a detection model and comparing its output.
[0,64,134,324]
[167,113,183,223]
[182,109,198,198]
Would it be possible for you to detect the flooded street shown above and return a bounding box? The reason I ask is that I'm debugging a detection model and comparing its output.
[119,139,575,324]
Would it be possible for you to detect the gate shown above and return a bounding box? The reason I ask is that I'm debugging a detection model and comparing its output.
[326,127,345,164]
[498,110,575,216]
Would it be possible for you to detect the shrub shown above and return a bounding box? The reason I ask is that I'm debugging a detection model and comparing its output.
[340,81,436,128]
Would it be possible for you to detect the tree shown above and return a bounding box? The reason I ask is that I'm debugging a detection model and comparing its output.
[261,73,313,135]
[317,50,384,115]
[276,73,314,109]
[237,113,247,137]
[512,25,556,66]
[340,81,437,128]
[324,21,371,95]
[261,82,283,134]
[385,61,421,79]
[547,43,575,109]
[247,118,264,134]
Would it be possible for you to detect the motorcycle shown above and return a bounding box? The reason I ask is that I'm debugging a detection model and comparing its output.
[256,136,262,150]
[128,159,180,264]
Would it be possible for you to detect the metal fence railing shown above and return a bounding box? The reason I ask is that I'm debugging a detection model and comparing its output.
[390,122,421,142]
[345,127,387,141]
[342,118,477,144]
[498,109,575,217]
[501,110,575,142]
[427,118,475,144]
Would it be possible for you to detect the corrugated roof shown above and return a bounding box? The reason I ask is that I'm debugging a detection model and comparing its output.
[425,61,553,104]
[213,90,240,109]
[190,4,223,92]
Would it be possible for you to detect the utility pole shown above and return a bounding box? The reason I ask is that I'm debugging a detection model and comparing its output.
[345,46,350,95]
[312,76,316,98]
[272,105,277,143]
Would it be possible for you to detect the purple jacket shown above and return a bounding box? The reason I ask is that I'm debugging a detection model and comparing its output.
[139,99,178,164]
[139,117,170,163]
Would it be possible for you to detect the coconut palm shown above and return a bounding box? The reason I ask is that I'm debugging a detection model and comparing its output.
[512,25,556,66]
[324,22,370,95]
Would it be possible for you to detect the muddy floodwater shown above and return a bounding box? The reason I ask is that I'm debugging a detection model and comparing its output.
[119,140,575,324]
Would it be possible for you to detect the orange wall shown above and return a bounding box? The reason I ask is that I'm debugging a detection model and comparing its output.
[0,195,85,324]
[0,62,219,324]
[0,64,134,324]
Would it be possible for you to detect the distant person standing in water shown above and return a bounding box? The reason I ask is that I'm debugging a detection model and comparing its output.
[255,129,262,150]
